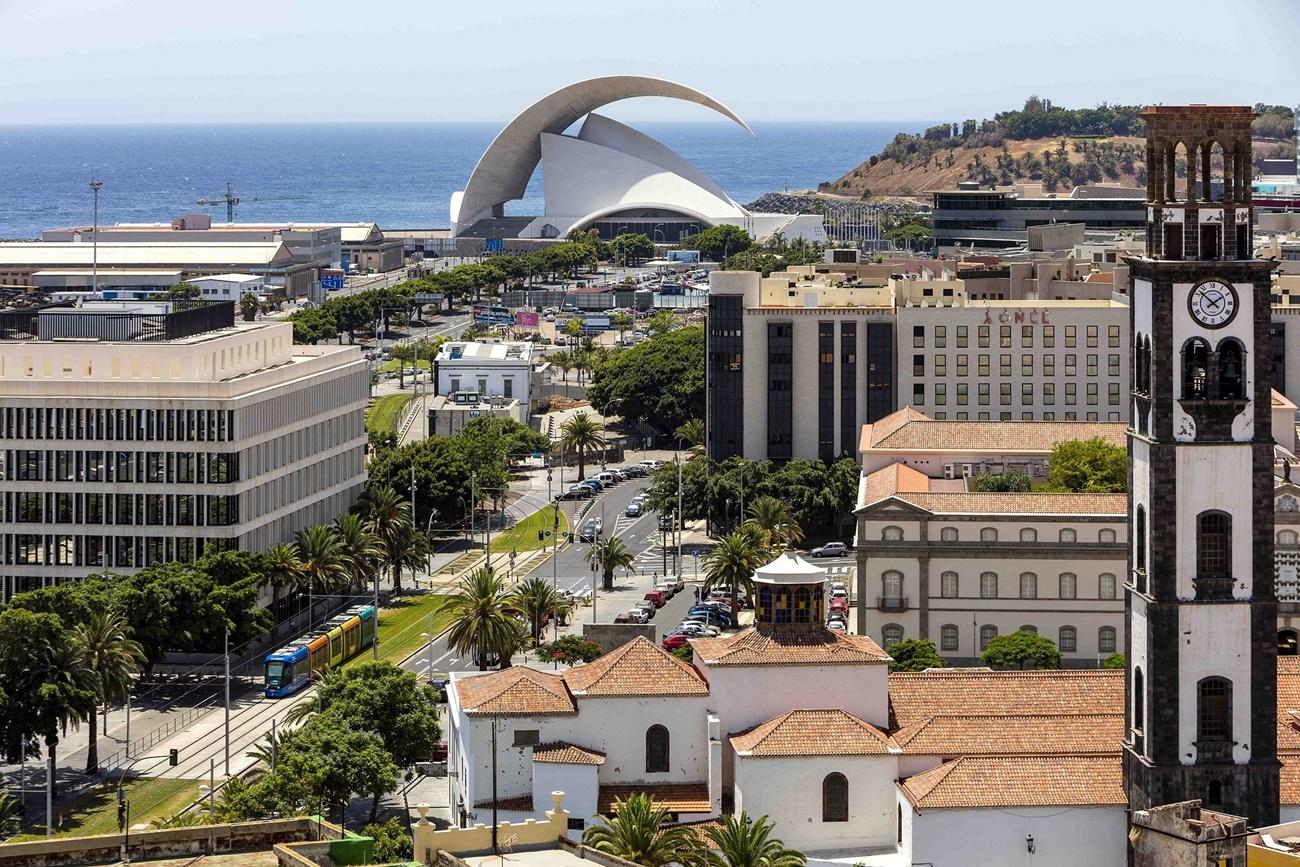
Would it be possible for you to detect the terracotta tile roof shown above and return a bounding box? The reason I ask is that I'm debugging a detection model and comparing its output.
[563,636,709,697]
[869,490,1128,515]
[692,627,891,667]
[891,713,1122,756]
[867,413,1127,453]
[731,709,896,757]
[899,755,1125,810]
[473,794,534,811]
[1275,657,1300,752]
[864,462,932,503]
[860,407,931,453]
[598,783,711,815]
[888,669,1123,728]
[531,742,606,765]
[670,818,726,844]
[1283,759,1300,804]
[454,667,576,717]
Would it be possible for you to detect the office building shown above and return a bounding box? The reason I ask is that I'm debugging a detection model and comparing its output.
[932,186,1145,251]
[0,301,368,600]
[433,340,549,423]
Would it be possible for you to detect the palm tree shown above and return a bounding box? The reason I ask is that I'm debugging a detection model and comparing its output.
[675,418,705,453]
[30,639,97,797]
[0,790,22,839]
[508,577,564,645]
[436,568,521,670]
[359,484,416,594]
[262,543,305,602]
[559,412,605,481]
[73,611,145,774]
[699,812,805,867]
[334,512,382,593]
[585,537,636,591]
[550,352,572,397]
[388,522,430,594]
[242,724,297,780]
[295,524,350,628]
[703,525,768,620]
[582,793,698,867]
[238,292,260,322]
[743,496,804,551]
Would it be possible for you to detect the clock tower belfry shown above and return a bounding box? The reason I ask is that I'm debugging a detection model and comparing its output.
[1124,105,1280,825]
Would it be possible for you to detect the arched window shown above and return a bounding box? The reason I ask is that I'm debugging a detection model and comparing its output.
[1207,779,1223,806]
[1133,667,1145,733]
[1197,511,1231,578]
[1059,528,1077,543]
[1197,678,1232,743]
[979,624,998,651]
[882,624,904,647]
[1059,626,1077,653]
[793,586,812,624]
[1020,624,1038,635]
[822,773,848,822]
[882,570,904,599]
[980,572,998,599]
[1020,528,1038,543]
[1182,338,1209,399]
[1217,339,1245,399]
[1019,572,1038,599]
[1099,528,1117,544]
[940,527,958,541]
[1142,335,1153,393]
[940,571,959,598]
[882,525,904,541]
[980,527,998,542]
[1280,530,1300,546]
[940,624,959,652]
[1280,629,1299,656]
[645,725,670,773]
[1059,572,1077,599]
[1135,505,1147,590]
[1099,626,1117,654]
[1099,573,1118,600]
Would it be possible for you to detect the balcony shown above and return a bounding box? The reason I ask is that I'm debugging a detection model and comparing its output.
[1194,739,1235,764]
[1193,574,1234,601]
[877,596,908,612]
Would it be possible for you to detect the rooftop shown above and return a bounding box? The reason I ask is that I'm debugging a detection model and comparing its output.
[0,241,295,267]
[899,754,1125,810]
[861,407,1127,453]
[888,668,1123,729]
[731,709,896,757]
[532,742,606,765]
[692,626,891,667]
[597,783,710,815]
[437,340,535,363]
[0,300,236,343]
[562,636,709,697]
[891,713,1123,756]
[871,490,1129,516]
[454,667,576,717]
[751,552,827,585]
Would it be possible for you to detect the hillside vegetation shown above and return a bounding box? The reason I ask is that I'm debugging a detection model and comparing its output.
[824,97,1296,200]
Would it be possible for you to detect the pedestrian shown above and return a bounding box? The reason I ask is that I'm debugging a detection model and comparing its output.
[693,585,700,602]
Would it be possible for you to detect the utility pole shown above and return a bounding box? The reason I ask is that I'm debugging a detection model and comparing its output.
[471,470,477,560]
[373,571,381,659]
[89,175,103,294]
[676,455,684,575]
[270,719,277,773]
[224,627,231,776]
[490,715,499,855]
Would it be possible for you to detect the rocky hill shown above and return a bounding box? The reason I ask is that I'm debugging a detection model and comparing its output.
[820,98,1295,201]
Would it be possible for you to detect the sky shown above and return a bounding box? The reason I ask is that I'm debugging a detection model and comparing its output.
[0,0,1297,125]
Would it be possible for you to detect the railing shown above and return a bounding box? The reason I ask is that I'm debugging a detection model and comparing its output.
[877,596,908,612]
[0,300,235,342]
[99,702,218,773]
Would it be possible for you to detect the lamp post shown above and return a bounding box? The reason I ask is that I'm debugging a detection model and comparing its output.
[89,175,103,294]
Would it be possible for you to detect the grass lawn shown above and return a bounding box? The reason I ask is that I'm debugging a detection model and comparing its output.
[13,776,201,839]
[490,505,570,554]
[343,591,450,669]
[365,393,415,438]
[377,358,431,374]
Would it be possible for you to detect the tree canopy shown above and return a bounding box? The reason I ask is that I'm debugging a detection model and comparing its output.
[1046,437,1127,493]
[886,638,946,672]
[981,630,1062,670]
[968,471,1031,493]
[587,326,703,436]
[679,224,755,262]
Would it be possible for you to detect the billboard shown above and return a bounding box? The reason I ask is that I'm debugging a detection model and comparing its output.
[473,305,514,325]
[320,270,345,290]
[667,249,701,263]
[515,311,540,328]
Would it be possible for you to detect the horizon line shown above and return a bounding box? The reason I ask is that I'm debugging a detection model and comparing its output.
[0,117,936,128]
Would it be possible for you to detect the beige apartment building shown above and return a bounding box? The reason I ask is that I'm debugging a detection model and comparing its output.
[0,301,368,600]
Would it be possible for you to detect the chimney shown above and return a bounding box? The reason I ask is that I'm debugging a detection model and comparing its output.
[707,715,722,817]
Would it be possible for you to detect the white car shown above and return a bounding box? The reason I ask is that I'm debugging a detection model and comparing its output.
[829,588,850,603]
[829,581,847,594]
[677,620,721,637]
[639,459,663,471]
[810,542,849,558]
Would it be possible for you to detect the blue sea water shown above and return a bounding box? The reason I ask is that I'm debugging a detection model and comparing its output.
[0,121,921,239]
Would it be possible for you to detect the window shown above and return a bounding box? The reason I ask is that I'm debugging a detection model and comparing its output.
[957,383,968,405]
[822,773,848,822]
[978,383,990,405]
[1059,626,1077,652]
[980,572,998,598]
[940,527,958,541]
[934,326,947,348]
[1183,338,1209,399]
[1043,382,1055,405]
[1099,529,1117,543]
[941,571,958,598]
[882,571,904,599]
[980,528,998,542]
[913,326,925,348]
[1021,325,1033,348]
[1197,678,1232,742]
[1197,511,1231,577]
[978,326,990,348]
[1133,667,1145,733]
[1280,530,1300,545]
[913,354,926,376]
[882,624,904,647]
[646,725,670,773]
[978,355,990,376]
[935,355,947,376]
[1059,573,1077,598]
[1087,325,1098,348]
[1019,572,1038,599]
[1020,528,1037,542]
[1135,505,1147,573]
[1044,355,1056,376]
[1020,624,1038,634]
[1021,382,1034,405]
[1000,355,1012,376]
[1218,339,1245,399]
[1043,325,1055,347]
[1065,382,1077,405]
[513,729,540,747]
[1065,354,1077,377]
[1087,383,1098,405]
[940,624,959,651]
[1108,324,1121,348]
[1059,528,1077,543]
[1109,353,1121,377]
[979,624,998,651]
[1100,573,1117,600]
[1021,353,1033,376]
[1099,626,1117,654]
[882,526,904,541]
[934,383,947,406]
[1000,383,1012,405]
[957,325,968,347]
[1109,383,1121,405]
[956,354,968,376]
[1000,325,1011,348]
[1065,325,1077,348]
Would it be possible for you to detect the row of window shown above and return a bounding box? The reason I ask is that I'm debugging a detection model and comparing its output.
[930,411,1123,421]
[882,623,1118,654]
[0,492,238,527]
[880,569,1119,600]
[914,381,1123,406]
[912,353,1122,378]
[876,525,1120,543]
[1,533,235,570]
[1,450,238,484]
[0,406,236,443]
[912,323,1122,349]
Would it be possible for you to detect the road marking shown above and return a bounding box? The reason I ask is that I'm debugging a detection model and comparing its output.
[434,650,454,665]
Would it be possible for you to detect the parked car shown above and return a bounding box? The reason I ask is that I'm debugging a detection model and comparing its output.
[430,678,450,702]
[558,485,593,500]
[658,513,676,532]
[606,470,626,483]
[634,601,656,620]
[829,588,850,604]
[826,620,847,632]
[625,608,650,624]
[618,465,646,478]
[596,471,618,486]
[810,542,849,558]
[688,607,732,627]
[662,632,691,651]
[662,574,685,593]
[431,740,449,761]
[640,459,663,471]
[828,596,850,614]
[581,478,604,492]
[829,581,847,595]
[653,581,677,598]
[625,502,642,517]
[579,520,601,542]
[678,620,721,637]
[644,590,667,608]
[577,481,601,495]
[613,612,631,624]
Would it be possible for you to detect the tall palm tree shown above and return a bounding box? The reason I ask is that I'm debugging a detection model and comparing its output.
[262,543,305,602]
[582,793,698,867]
[359,484,416,594]
[508,577,564,646]
[73,611,145,774]
[238,292,260,322]
[703,525,769,620]
[675,418,705,453]
[295,524,350,628]
[585,537,636,591]
[550,352,572,397]
[560,412,605,481]
[699,812,805,867]
[30,639,97,797]
[388,522,430,594]
[436,568,521,670]
[743,496,804,551]
[0,790,22,839]
[334,513,382,593]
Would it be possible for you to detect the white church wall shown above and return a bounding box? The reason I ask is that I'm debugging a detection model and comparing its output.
[1174,446,1254,600]
[911,805,1127,867]
[573,696,712,786]
[532,762,598,824]
[1177,603,1253,764]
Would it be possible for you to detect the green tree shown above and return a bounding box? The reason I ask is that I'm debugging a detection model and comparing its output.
[968,471,1031,493]
[559,412,606,481]
[611,311,633,342]
[239,292,260,322]
[366,436,473,533]
[644,309,678,337]
[743,495,803,548]
[702,525,768,617]
[1047,437,1128,492]
[586,326,703,435]
[680,224,755,262]
[436,568,522,669]
[885,638,946,673]
[1102,652,1126,669]
[363,817,413,863]
[535,634,604,665]
[586,537,636,591]
[0,791,22,839]
[333,512,382,593]
[700,812,806,867]
[357,484,416,594]
[982,630,1063,670]
[610,232,655,266]
[73,611,145,774]
[564,316,584,340]
[509,577,565,645]
[582,793,699,867]
[675,418,705,450]
[389,343,416,389]
[295,524,350,623]
[263,543,306,603]
[273,717,399,823]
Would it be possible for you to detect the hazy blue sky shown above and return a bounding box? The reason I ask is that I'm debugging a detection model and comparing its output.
[1,0,1296,124]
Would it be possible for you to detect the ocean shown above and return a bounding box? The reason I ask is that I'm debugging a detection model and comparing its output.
[0,121,921,239]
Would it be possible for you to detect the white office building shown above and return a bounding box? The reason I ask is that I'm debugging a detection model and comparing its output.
[434,341,548,423]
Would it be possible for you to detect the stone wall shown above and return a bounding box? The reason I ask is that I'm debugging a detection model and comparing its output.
[582,623,655,653]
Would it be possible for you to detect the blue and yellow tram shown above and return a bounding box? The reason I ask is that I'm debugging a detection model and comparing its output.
[263,604,377,697]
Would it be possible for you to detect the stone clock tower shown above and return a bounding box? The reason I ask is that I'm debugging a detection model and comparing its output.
[1123,106,1279,824]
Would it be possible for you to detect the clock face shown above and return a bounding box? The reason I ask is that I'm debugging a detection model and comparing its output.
[1188,280,1238,328]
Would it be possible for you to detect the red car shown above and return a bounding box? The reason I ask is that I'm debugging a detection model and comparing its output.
[644,590,667,608]
[828,596,849,613]
[662,632,690,650]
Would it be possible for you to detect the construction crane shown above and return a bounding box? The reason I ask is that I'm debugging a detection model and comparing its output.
[195,182,305,223]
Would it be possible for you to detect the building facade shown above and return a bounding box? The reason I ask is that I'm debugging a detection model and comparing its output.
[0,302,367,600]
[932,188,1145,250]
[433,340,548,423]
